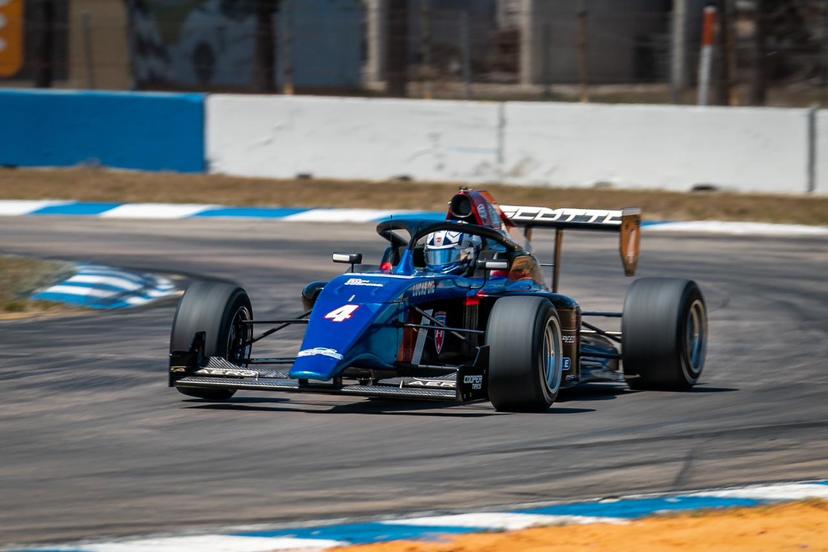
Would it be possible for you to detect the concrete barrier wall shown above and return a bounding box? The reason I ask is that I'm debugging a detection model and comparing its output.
[1,90,824,194]
[208,95,815,194]
[207,95,501,182]
[0,90,205,173]
[503,103,810,194]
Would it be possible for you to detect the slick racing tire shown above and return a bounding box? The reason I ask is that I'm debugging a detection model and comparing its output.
[486,296,563,412]
[170,281,253,401]
[622,278,707,390]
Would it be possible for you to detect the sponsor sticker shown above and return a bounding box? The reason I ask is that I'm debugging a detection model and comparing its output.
[434,311,447,354]
[297,347,344,360]
[562,357,572,371]
[406,379,455,389]
[502,206,623,226]
[344,278,383,287]
[197,367,258,378]
[463,374,483,390]
[476,203,490,225]
[409,281,436,297]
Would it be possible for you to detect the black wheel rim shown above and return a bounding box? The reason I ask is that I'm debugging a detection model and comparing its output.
[685,299,706,376]
[226,305,252,366]
[542,317,562,394]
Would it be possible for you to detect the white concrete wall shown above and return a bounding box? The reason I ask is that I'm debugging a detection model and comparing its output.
[503,102,810,193]
[208,94,818,194]
[207,95,501,182]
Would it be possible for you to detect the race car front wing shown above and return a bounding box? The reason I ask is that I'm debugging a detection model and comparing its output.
[171,344,490,403]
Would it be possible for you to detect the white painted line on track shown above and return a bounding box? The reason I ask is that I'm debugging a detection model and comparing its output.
[44,285,121,298]
[282,208,413,223]
[690,483,828,501]
[385,512,627,530]
[646,221,828,236]
[0,200,71,215]
[144,288,178,298]
[123,296,152,306]
[67,274,144,291]
[51,535,346,552]
[100,203,216,219]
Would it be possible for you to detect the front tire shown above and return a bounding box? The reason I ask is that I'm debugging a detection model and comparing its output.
[486,296,563,412]
[622,278,707,389]
[170,281,253,400]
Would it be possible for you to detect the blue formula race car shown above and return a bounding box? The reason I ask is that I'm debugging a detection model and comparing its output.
[169,189,707,412]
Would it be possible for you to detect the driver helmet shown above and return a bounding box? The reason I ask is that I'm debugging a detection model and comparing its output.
[424,230,482,274]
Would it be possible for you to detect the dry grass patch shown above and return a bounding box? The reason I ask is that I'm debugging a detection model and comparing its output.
[1,168,827,226]
[0,255,75,319]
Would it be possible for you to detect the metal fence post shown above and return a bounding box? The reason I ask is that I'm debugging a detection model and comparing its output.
[542,22,551,98]
[671,0,687,103]
[385,0,409,97]
[81,11,96,89]
[283,0,294,95]
[697,5,716,106]
[420,0,432,99]
[577,0,589,102]
[459,10,471,99]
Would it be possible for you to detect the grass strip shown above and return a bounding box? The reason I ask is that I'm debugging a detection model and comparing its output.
[0,255,76,319]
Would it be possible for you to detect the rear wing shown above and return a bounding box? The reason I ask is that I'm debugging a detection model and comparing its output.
[499,205,642,290]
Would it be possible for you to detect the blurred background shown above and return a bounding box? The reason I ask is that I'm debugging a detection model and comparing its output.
[2,0,828,107]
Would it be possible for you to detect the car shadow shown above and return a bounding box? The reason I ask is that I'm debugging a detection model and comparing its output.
[558,383,631,402]
[180,382,733,415]
[560,382,739,400]
[185,397,495,417]
[621,384,740,394]
[184,397,594,416]
[680,385,738,393]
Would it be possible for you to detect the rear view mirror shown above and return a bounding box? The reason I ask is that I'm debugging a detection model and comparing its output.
[477,259,510,271]
[332,253,363,272]
[332,253,362,264]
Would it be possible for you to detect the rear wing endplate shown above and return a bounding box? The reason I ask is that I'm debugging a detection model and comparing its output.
[499,205,642,285]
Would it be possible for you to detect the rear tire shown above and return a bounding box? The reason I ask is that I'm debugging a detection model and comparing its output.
[622,278,707,390]
[170,281,253,401]
[486,296,562,412]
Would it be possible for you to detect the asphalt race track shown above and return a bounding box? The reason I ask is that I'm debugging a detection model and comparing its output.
[1,217,827,546]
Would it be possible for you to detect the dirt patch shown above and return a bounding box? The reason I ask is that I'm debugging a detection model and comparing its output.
[337,501,828,552]
[1,168,827,226]
[0,255,77,320]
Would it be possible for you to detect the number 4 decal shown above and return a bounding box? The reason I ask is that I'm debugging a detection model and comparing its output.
[325,304,360,322]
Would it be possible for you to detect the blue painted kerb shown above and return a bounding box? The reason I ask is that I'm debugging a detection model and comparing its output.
[0,89,206,173]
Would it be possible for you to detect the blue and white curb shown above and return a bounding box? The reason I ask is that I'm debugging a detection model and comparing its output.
[14,480,828,552]
[2,200,827,236]
[32,264,179,310]
[0,200,436,224]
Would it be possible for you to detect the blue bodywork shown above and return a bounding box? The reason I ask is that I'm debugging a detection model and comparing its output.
[290,219,550,382]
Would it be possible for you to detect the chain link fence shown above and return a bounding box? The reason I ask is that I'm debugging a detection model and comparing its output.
[2,0,828,106]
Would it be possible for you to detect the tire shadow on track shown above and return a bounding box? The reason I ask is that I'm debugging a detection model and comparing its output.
[555,382,738,403]
[558,383,630,402]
